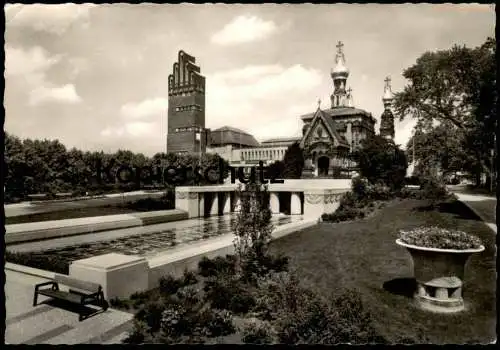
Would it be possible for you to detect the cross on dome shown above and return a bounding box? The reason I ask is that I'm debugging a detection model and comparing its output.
[384,76,392,89]
[336,41,344,55]
[317,98,321,109]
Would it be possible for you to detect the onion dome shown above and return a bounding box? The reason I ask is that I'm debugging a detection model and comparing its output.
[382,76,394,106]
[331,41,349,79]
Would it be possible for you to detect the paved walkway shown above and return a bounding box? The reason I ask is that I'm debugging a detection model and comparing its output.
[4,269,134,344]
[454,192,497,234]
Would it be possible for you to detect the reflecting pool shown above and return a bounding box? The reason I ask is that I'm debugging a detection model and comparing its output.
[9,214,303,264]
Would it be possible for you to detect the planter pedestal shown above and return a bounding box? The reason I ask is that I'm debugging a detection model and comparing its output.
[396,239,484,313]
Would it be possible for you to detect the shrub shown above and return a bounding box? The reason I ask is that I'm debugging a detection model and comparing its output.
[158,275,182,295]
[399,226,483,250]
[110,297,131,310]
[251,272,385,344]
[203,275,255,314]
[396,187,424,200]
[181,270,199,286]
[351,176,370,199]
[405,176,421,186]
[135,299,171,334]
[241,318,276,344]
[321,291,387,344]
[367,182,392,201]
[198,255,237,278]
[420,177,450,202]
[130,290,154,309]
[198,309,235,337]
[123,320,155,344]
[262,254,289,273]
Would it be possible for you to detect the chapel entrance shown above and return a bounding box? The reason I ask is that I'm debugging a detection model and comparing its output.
[318,156,330,176]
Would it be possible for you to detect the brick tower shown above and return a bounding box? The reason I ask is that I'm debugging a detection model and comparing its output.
[166,50,207,154]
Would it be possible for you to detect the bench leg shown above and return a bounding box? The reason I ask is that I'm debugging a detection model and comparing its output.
[33,292,38,307]
[97,292,109,311]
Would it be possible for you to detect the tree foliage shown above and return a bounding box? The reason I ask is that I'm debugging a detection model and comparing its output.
[267,160,285,180]
[282,142,304,179]
[405,122,476,179]
[233,183,274,283]
[355,135,407,190]
[394,37,496,184]
[3,132,229,202]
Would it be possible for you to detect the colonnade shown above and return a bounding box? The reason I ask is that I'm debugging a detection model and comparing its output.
[198,191,304,217]
[175,182,349,220]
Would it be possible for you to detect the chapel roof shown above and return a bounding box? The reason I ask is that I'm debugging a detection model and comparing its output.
[300,107,374,121]
[301,108,350,149]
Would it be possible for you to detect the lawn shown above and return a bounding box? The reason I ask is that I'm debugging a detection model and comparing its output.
[460,199,496,223]
[269,198,496,344]
[5,194,172,225]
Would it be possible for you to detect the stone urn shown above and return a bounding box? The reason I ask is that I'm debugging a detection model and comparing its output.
[396,239,484,313]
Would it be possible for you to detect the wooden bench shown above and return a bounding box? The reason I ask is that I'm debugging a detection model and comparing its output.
[34,274,108,321]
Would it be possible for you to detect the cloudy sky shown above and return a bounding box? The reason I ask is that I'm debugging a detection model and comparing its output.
[5,3,495,156]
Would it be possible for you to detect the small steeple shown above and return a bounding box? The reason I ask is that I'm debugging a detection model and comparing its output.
[346,87,354,108]
[330,41,350,109]
[380,76,395,140]
[382,76,393,108]
[331,41,349,79]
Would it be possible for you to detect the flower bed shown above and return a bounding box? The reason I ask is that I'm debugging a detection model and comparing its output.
[398,227,483,250]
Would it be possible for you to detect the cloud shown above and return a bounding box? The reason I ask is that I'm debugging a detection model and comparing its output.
[211,15,277,45]
[6,3,95,35]
[121,98,168,120]
[5,45,61,77]
[249,118,303,142]
[100,121,156,138]
[30,84,82,105]
[208,64,321,103]
[6,45,83,105]
[205,64,321,135]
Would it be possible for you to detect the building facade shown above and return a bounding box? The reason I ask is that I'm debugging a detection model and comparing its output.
[298,41,376,177]
[166,51,209,154]
[170,43,396,178]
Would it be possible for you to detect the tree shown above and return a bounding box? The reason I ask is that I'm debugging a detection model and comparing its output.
[267,160,285,180]
[233,183,273,283]
[4,132,27,201]
[393,37,496,186]
[283,142,304,179]
[406,122,475,179]
[355,135,407,190]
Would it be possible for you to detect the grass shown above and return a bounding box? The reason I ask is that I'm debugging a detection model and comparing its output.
[459,199,496,224]
[268,198,496,344]
[5,194,173,225]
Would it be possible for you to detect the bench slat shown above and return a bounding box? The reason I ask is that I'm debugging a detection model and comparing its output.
[54,274,101,293]
[38,290,83,304]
